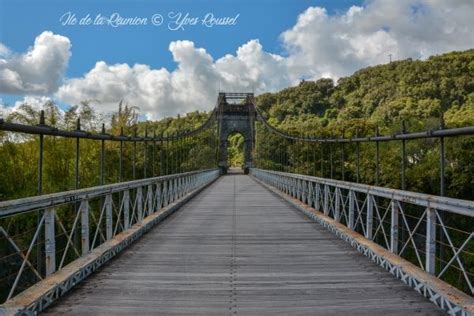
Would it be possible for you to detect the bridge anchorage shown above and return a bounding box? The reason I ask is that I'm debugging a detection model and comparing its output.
[0,92,472,315]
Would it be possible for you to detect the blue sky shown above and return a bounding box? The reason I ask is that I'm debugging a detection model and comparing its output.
[0,0,360,79]
[0,0,472,118]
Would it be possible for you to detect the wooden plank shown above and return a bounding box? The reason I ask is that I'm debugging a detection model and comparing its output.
[43,175,446,315]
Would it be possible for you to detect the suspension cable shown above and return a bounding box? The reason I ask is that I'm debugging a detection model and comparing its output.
[249,96,474,143]
[0,104,219,142]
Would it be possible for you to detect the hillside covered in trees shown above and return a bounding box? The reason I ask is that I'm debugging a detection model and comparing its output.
[257,49,474,129]
[0,49,472,201]
[254,49,473,199]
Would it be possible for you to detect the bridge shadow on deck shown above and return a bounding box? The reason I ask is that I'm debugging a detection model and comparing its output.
[44,175,445,315]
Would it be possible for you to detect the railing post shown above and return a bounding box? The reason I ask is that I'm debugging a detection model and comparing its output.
[37,111,45,275]
[160,133,164,176]
[174,178,179,201]
[137,187,143,220]
[375,126,380,186]
[356,129,360,183]
[438,114,446,269]
[165,134,169,175]
[366,194,373,239]
[329,141,333,179]
[80,200,90,255]
[75,118,81,189]
[334,188,340,221]
[44,207,56,276]
[169,179,174,203]
[314,183,320,211]
[323,185,329,216]
[119,127,124,182]
[37,110,45,195]
[177,177,182,199]
[123,190,130,230]
[162,181,168,206]
[133,128,137,180]
[144,126,148,179]
[390,200,399,253]
[147,184,153,215]
[74,118,81,268]
[152,131,156,177]
[292,178,297,197]
[297,179,302,201]
[348,190,354,229]
[156,182,162,209]
[320,143,324,177]
[426,208,437,274]
[303,180,308,204]
[307,181,313,207]
[401,120,407,190]
[341,131,345,181]
[439,115,445,196]
[101,123,106,185]
[105,194,113,240]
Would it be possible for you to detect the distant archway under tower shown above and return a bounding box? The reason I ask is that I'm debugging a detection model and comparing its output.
[226,132,245,168]
[217,93,256,174]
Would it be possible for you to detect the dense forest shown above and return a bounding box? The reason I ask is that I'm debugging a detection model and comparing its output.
[0,102,218,201]
[0,49,473,299]
[0,49,472,200]
[255,49,474,200]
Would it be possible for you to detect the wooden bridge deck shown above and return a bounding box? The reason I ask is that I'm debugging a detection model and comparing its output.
[44,175,444,315]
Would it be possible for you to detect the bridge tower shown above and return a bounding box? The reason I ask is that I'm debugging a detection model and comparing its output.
[217,92,256,174]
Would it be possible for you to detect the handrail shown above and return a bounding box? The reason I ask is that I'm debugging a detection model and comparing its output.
[257,169,474,216]
[0,169,218,217]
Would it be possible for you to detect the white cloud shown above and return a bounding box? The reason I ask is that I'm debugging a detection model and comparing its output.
[13,95,53,110]
[56,39,290,119]
[282,0,474,80]
[2,0,474,119]
[0,44,10,58]
[57,61,172,117]
[1,96,54,120]
[215,40,291,92]
[0,31,71,94]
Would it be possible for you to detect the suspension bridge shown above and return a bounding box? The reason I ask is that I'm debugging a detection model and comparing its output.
[0,93,472,315]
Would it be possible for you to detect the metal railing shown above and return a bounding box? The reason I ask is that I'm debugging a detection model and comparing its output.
[251,96,474,197]
[0,169,219,304]
[0,105,219,200]
[251,169,474,297]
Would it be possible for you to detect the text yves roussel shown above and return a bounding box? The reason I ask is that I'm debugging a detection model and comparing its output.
[60,11,240,30]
